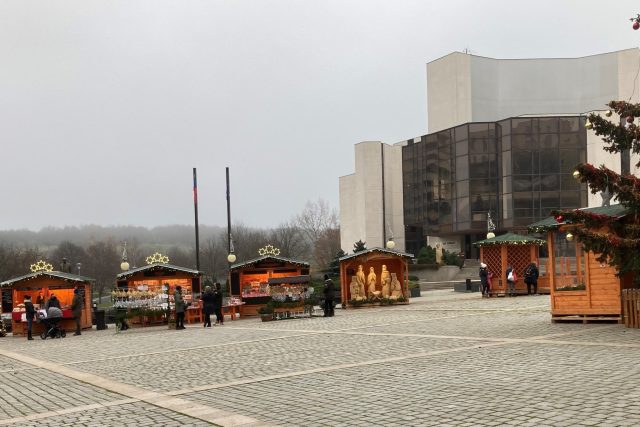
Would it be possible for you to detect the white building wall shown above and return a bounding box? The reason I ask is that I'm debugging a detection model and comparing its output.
[339,141,405,253]
[427,48,640,133]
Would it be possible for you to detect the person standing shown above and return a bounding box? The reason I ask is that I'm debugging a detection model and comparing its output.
[323,274,335,317]
[35,292,45,309]
[479,263,489,298]
[45,294,61,310]
[71,288,83,336]
[174,286,186,329]
[524,261,540,295]
[24,295,36,340]
[201,285,215,327]
[214,283,224,325]
[505,265,517,297]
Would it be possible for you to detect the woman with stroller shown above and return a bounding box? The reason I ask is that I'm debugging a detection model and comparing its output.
[45,294,61,310]
[201,284,215,327]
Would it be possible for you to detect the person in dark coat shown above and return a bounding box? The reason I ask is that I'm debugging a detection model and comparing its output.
[201,285,216,327]
[71,288,83,335]
[35,292,45,309]
[174,286,186,329]
[323,275,335,317]
[479,263,489,298]
[24,295,36,340]
[524,261,540,295]
[213,283,224,325]
[45,294,61,310]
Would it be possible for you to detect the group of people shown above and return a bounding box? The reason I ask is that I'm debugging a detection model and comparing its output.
[198,283,224,328]
[479,261,539,298]
[22,288,84,340]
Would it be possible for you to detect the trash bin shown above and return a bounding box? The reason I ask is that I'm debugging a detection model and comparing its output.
[94,310,106,330]
[465,278,472,292]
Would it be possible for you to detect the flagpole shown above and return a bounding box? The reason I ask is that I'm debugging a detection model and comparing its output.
[193,168,201,271]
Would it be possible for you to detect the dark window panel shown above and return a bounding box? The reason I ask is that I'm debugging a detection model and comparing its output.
[513,175,532,191]
[514,192,533,209]
[539,117,559,133]
[540,150,560,174]
[540,174,559,191]
[512,118,532,134]
[559,117,580,132]
[455,125,468,142]
[513,151,532,174]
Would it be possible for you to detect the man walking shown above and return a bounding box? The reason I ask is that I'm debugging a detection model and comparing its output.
[24,295,36,340]
[174,285,186,329]
[323,274,335,317]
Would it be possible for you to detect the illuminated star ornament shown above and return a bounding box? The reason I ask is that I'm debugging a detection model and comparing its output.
[258,245,281,257]
[30,260,54,273]
[146,252,170,265]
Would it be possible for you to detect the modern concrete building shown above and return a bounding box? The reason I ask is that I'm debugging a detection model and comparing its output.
[340,49,640,257]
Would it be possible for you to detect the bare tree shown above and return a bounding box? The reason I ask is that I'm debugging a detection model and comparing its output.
[50,241,88,272]
[295,199,339,268]
[200,237,226,281]
[225,223,269,262]
[313,228,341,271]
[85,239,120,302]
[0,244,44,282]
[269,221,309,259]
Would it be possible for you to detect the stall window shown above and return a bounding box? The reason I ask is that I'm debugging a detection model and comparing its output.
[553,232,586,291]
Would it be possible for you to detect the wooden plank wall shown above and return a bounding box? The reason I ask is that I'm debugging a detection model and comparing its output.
[623,289,640,328]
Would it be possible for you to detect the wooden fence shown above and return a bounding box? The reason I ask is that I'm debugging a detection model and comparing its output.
[622,289,640,328]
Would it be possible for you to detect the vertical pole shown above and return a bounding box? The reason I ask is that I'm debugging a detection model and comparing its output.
[193,168,201,271]
[226,167,232,294]
[381,143,386,247]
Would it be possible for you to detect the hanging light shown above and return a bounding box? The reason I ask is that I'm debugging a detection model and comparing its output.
[486,232,496,239]
[386,238,396,249]
[585,119,593,130]
[566,232,574,242]
[605,109,613,117]
[227,252,236,263]
[120,242,129,271]
[572,170,580,179]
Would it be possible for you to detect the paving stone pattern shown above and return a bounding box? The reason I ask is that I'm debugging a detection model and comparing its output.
[0,290,639,426]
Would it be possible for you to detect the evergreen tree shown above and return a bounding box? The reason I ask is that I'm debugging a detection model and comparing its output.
[352,240,367,253]
[554,100,640,279]
[329,249,346,274]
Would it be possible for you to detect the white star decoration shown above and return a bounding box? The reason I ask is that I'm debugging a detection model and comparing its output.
[146,252,170,265]
[30,260,54,273]
[258,245,280,257]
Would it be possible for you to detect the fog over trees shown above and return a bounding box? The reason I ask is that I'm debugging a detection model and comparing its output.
[0,200,341,299]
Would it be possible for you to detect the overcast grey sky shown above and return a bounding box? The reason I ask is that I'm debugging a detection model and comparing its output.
[1,0,637,231]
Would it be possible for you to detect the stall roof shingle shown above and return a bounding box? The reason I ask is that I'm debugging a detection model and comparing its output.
[527,204,629,232]
[339,247,414,262]
[473,232,546,247]
[230,255,310,271]
[116,263,201,279]
[1,271,95,287]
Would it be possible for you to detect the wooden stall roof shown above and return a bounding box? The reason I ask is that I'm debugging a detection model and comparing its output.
[1,271,95,287]
[116,263,202,279]
[473,232,546,247]
[267,275,311,284]
[230,255,310,271]
[527,204,629,233]
[339,247,414,262]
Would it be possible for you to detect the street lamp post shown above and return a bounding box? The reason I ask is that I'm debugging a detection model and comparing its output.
[226,167,236,292]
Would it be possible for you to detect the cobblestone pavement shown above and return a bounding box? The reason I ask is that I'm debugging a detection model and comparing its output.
[1,290,640,426]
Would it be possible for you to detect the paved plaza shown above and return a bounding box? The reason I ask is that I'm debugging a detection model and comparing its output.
[1,290,640,426]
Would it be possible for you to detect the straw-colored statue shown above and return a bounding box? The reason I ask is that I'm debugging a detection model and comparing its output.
[368,267,380,299]
[390,273,403,300]
[356,265,366,299]
[350,276,365,301]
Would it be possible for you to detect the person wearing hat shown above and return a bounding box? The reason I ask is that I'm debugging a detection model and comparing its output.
[322,274,335,317]
[71,288,84,335]
[479,263,490,298]
[24,295,36,340]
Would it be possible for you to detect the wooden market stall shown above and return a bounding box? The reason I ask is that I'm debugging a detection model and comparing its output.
[473,232,547,296]
[339,248,413,307]
[528,204,635,323]
[1,270,93,336]
[115,260,202,325]
[229,255,310,316]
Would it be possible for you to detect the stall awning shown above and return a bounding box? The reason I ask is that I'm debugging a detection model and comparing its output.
[527,204,629,233]
[473,232,546,247]
[1,271,95,287]
[267,275,311,285]
[116,263,202,279]
[338,247,414,262]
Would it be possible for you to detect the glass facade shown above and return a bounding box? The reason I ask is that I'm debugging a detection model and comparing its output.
[403,116,588,255]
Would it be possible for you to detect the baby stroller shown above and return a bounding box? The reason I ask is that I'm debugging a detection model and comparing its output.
[39,308,66,339]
